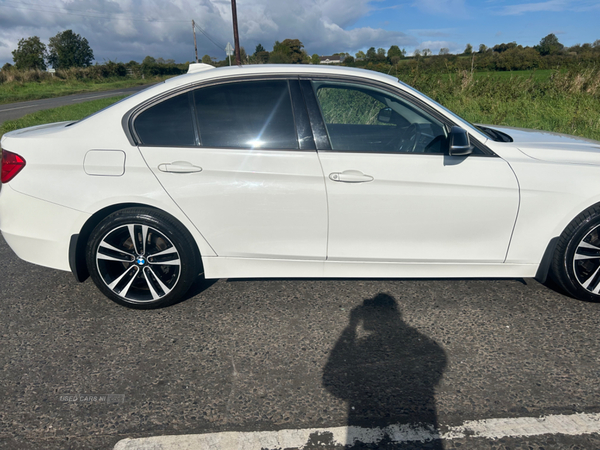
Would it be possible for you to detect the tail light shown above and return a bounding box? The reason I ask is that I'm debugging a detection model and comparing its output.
[1,149,26,183]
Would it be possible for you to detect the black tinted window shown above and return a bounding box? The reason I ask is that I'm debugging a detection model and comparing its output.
[194,80,297,149]
[135,92,195,146]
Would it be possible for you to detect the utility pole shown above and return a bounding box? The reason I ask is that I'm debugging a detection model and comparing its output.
[192,20,198,63]
[230,0,241,65]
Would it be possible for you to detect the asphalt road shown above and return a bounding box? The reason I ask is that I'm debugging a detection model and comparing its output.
[0,85,152,125]
[1,232,600,449]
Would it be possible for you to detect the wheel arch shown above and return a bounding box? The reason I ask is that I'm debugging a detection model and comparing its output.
[68,203,202,282]
[536,200,600,285]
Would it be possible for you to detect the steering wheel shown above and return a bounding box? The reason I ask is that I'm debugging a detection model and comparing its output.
[398,123,421,153]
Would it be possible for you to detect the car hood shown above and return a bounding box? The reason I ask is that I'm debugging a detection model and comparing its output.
[482,125,600,165]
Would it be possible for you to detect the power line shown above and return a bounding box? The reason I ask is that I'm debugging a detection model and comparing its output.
[194,23,227,52]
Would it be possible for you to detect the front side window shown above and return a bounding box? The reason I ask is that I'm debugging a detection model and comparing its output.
[194,80,298,150]
[135,92,195,147]
[312,81,447,154]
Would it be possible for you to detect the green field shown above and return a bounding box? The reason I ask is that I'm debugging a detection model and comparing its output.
[0,96,126,139]
[0,76,170,105]
[400,68,600,141]
[473,69,554,80]
[2,68,599,143]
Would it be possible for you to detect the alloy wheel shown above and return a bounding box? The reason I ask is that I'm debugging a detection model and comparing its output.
[95,224,181,304]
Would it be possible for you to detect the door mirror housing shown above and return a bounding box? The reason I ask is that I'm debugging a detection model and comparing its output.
[448,126,473,156]
[377,107,393,123]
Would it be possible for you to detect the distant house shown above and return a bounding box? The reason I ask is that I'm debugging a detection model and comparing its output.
[319,55,344,64]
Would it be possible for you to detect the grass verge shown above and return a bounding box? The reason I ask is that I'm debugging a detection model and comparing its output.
[0,76,171,105]
[2,68,599,143]
[402,68,600,141]
[0,96,126,140]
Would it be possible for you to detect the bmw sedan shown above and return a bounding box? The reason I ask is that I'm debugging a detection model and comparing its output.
[2,63,600,308]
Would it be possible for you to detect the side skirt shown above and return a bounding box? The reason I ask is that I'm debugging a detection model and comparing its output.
[203,257,539,280]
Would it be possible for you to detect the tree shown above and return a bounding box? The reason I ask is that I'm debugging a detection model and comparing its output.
[282,39,307,63]
[141,56,157,76]
[366,47,377,60]
[2,62,14,72]
[478,44,488,53]
[254,43,265,55]
[47,30,94,69]
[537,33,564,55]
[594,39,600,48]
[12,36,47,70]
[201,54,213,64]
[255,51,269,64]
[377,48,386,59]
[464,43,473,55]
[311,53,320,64]
[439,48,450,55]
[422,48,431,57]
[493,42,518,53]
[387,45,403,61]
[270,39,307,64]
[355,50,366,60]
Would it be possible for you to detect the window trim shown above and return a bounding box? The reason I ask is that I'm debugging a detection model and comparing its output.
[123,76,309,151]
[299,75,497,157]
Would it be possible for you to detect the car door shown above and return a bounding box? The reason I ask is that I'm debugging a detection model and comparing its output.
[302,79,519,263]
[135,79,328,260]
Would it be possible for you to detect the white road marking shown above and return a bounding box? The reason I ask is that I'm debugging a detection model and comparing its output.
[0,103,41,112]
[70,93,123,101]
[113,412,600,449]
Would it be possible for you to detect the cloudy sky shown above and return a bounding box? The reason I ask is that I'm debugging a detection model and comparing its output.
[0,0,598,66]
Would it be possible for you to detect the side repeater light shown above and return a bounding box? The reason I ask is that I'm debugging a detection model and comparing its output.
[1,149,26,183]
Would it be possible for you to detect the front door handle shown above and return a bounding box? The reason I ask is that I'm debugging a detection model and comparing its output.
[158,161,202,173]
[329,170,374,183]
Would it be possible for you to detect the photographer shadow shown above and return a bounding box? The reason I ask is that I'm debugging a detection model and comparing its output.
[322,293,447,449]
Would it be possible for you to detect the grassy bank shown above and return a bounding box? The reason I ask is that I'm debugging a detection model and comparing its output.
[2,68,599,143]
[0,96,125,139]
[402,68,600,141]
[0,76,170,105]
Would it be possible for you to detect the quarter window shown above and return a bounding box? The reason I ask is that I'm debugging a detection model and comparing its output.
[194,80,298,149]
[135,92,196,147]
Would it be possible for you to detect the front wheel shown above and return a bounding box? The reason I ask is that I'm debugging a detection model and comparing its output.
[552,205,600,302]
[86,208,200,309]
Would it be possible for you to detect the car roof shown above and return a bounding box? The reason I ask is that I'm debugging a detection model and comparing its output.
[162,64,401,89]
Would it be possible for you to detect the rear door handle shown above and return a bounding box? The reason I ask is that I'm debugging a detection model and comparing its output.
[158,161,202,173]
[329,170,374,183]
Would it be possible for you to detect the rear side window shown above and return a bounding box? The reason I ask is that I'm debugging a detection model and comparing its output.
[135,92,195,147]
[194,80,298,149]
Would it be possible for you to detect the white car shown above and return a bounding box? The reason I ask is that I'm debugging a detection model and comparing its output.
[2,63,600,308]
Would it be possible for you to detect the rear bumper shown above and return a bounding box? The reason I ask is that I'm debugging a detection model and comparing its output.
[0,185,90,272]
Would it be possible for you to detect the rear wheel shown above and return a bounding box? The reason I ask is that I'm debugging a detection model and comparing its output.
[86,208,200,308]
[552,205,600,302]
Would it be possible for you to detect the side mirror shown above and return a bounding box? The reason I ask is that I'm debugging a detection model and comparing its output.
[448,126,473,156]
[377,107,393,123]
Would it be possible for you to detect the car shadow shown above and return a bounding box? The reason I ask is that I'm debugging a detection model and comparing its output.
[174,275,219,305]
[321,293,447,449]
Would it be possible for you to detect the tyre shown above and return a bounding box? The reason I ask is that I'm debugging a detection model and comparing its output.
[552,205,600,302]
[86,208,200,309]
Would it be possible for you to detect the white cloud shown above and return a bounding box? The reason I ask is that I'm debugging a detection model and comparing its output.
[0,0,418,65]
[414,40,461,55]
